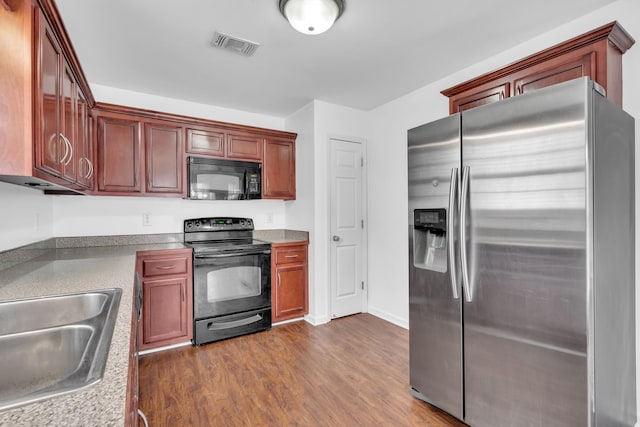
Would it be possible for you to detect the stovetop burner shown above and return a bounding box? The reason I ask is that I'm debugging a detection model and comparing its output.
[184,217,270,255]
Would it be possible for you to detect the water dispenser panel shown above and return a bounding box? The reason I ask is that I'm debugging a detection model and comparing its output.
[414,209,446,234]
[413,209,447,273]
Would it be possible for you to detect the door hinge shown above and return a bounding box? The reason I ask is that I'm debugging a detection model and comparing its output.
[361,157,364,167]
[361,219,364,229]
[361,281,365,290]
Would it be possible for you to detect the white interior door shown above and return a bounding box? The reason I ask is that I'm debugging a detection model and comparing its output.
[330,138,365,318]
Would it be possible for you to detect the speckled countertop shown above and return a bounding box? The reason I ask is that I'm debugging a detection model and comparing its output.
[0,242,185,427]
[253,229,309,244]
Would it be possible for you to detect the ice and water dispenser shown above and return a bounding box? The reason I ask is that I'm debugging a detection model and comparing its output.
[413,209,447,273]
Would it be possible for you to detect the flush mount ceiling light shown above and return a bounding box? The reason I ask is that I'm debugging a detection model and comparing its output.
[279,0,345,35]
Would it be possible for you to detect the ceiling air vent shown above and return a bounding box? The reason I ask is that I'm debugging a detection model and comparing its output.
[211,31,259,57]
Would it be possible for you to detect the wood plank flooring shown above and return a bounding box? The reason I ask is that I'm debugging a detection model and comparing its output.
[139,313,465,426]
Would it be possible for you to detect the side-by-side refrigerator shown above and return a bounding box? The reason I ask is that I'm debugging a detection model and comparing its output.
[408,77,635,427]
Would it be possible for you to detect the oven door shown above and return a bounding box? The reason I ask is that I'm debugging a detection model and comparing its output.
[193,249,271,320]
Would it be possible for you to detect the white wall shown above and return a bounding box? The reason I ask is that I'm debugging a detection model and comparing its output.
[91,84,285,130]
[284,102,318,320]
[0,182,53,251]
[311,101,370,324]
[284,100,370,324]
[52,196,285,236]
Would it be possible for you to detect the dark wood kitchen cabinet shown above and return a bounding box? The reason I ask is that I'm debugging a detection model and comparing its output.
[442,22,634,114]
[0,0,95,192]
[95,111,142,194]
[186,125,226,157]
[227,131,263,161]
[33,6,94,189]
[94,106,186,197]
[144,121,185,194]
[263,136,296,200]
[272,242,308,323]
[136,249,193,351]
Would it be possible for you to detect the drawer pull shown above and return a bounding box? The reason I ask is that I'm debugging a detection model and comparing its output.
[156,265,177,270]
[284,255,299,259]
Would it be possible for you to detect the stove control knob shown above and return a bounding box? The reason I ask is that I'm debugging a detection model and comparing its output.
[195,221,201,228]
[185,221,192,229]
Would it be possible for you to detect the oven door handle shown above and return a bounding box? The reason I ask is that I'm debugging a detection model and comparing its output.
[207,314,263,330]
[195,249,271,259]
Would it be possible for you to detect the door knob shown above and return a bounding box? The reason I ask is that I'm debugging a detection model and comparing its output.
[332,235,340,242]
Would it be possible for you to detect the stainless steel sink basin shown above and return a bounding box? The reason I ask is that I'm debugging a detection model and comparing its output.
[0,292,109,335]
[0,289,122,411]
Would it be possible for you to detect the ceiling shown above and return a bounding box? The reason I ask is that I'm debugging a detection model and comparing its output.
[55,0,618,117]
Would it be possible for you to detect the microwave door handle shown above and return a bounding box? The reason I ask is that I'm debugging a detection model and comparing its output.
[243,170,248,200]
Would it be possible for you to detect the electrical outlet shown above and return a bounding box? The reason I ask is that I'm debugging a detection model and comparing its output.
[266,213,273,224]
[34,213,40,232]
[142,213,152,226]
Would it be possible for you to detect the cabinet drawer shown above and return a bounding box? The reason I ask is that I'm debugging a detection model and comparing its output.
[142,257,188,277]
[274,247,307,265]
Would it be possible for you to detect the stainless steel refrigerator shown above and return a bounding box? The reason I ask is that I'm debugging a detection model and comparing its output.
[408,77,635,427]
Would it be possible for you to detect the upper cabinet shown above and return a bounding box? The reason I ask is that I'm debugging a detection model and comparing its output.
[144,121,184,195]
[186,125,225,157]
[0,0,95,192]
[95,111,142,194]
[442,22,635,114]
[34,3,95,190]
[94,106,186,197]
[227,131,263,161]
[263,137,296,200]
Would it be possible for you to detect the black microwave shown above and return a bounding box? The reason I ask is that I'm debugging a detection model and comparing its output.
[187,157,261,200]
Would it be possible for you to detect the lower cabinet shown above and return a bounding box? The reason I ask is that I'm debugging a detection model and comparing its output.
[136,248,193,351]
[271,242,308,323]
[125,275,140,427]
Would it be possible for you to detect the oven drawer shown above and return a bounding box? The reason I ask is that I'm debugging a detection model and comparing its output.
[143,256,189,277]
[194,307,271,345]
[274,246,307,265]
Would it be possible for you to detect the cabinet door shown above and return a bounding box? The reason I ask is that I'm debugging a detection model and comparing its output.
[513,52,595,96]
[60,63,77,183]
[263,137,296,200]
[274,264,308,322]
[227,131,263,161]
[450,82,509,113]
[145,121,184,195]
[96,114,142,193]
[76,91,93,189]
[186,126,225,157]
[141,276,189,346]
[36,14,63,177]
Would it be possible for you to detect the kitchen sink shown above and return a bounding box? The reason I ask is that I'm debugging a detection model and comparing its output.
[0,289,122,411]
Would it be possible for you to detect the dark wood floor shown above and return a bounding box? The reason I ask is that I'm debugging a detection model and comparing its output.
[139,314,465,426]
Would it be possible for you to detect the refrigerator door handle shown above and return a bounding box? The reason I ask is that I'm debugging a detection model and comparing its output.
[447,167,459,299]
[460,165,472,302]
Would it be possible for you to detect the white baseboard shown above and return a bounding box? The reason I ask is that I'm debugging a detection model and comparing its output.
[304,313,330,326]
[367,305,408,329]
[273,317,305,326]
[138,340,192,356]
